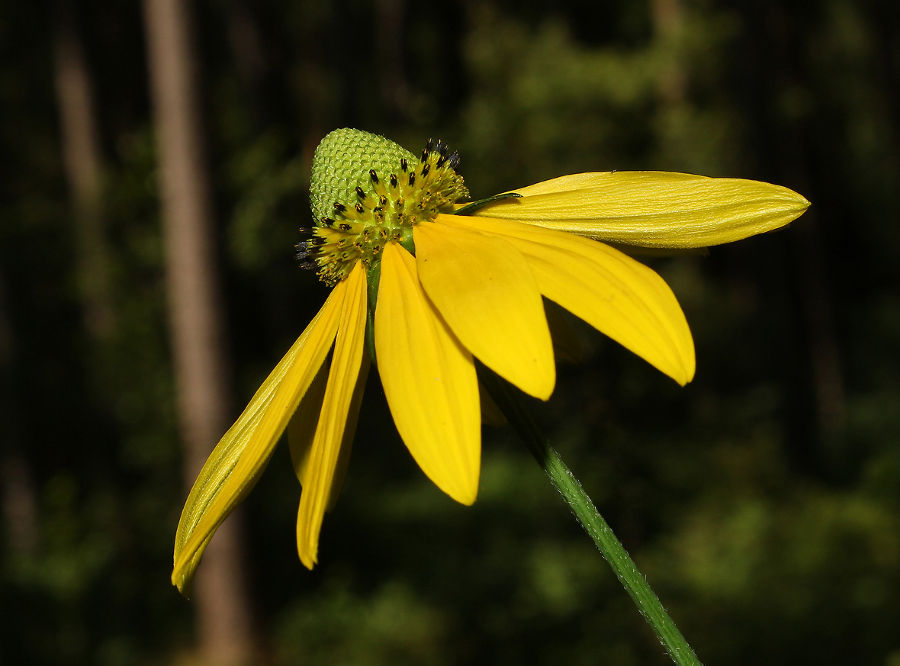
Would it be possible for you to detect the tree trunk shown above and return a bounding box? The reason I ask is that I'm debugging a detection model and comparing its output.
[53,2,114,339]
[141,1,254,664]
[0,275,38,560]
[651,0,686,105]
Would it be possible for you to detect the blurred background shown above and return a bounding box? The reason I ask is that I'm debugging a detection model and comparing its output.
[2,0,899,664]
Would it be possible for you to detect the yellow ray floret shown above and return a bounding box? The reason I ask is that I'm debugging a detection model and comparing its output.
[171,277,349,595]
[474,171,810,248]
[296,263,367,568]
[414,219,555,400]
[375,243,481,505]
[441,214,695,385]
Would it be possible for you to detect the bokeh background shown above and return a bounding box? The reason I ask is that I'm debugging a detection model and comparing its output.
[3,0,899,664]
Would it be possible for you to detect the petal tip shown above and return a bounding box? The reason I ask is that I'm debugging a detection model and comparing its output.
[298,546,318,570]
[171,566,193,598]
[674,356,696,387]
[449,483,478,507]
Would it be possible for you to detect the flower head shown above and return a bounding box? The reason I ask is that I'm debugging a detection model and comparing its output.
[171,128,809,595]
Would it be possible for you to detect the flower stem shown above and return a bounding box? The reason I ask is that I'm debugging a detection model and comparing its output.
[481,371,701,666]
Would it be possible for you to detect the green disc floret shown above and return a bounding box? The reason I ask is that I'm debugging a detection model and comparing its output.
[305,129,469,286]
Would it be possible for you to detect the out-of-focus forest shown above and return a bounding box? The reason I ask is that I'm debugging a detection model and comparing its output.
[2,0,899,664]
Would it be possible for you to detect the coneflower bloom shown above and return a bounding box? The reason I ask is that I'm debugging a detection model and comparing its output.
[172,128,809,594]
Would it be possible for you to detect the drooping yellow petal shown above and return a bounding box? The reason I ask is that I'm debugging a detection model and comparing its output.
[296,262,367,569]
[473,172,810,249]
[376,242,480,504]
[445,215,695,385]
[287,362,328,483]
[414,217,555,399]
[172,282,346,595]
[288,358,370,511]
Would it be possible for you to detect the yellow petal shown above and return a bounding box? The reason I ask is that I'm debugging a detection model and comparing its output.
[447,215,695,385]
[289,358,370,512]
[475,172,810,249]
[171,282,346,595]
[296,262,368,569]
[414,216,555,399]
[287,362,328,483]
[375,242,480,504]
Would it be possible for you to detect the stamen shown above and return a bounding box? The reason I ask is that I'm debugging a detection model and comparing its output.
[356,186,366,199]
[369,169,379,184]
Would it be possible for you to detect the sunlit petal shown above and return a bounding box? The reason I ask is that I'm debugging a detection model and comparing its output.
[446,215,695,385]
[296,263,368,569]
[474,172,810,249]
[414,216,555,399]
[172,282,346,595]
[376,243,480,504]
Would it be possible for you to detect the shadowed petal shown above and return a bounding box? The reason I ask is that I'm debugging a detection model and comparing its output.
[288,358,370,512]
[414,217,555,400]
[172,280,346,595]
[474,172,810,249]
[296,262,368,569]
[376,242,480,504]
[445,215,695,385]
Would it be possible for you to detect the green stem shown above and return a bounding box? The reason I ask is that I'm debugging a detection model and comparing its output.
[481,371,701,666]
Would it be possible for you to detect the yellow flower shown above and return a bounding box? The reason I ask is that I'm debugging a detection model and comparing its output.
[171,129,809,595]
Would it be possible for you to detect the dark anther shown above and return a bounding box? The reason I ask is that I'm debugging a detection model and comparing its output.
[373,206,383,213]
[436,155,447,169]
[333,202,346,213]
[369,169,379,184]
[448,152,461,170]
[421,163,431,178]
[438,140,449,156]
[389,173,398,188]
[295,242,310,260]
[321,217,335,227]
[425,137,435,153]
[356,186,366,198]
[400,158,408,172]
[298,260,316,271]
[355,203,365,214]
[379,195,387,206]
[339,223,352,232]
[408,172,415,186]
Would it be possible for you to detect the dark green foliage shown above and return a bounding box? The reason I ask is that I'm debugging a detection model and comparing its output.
[2,0,899,663]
